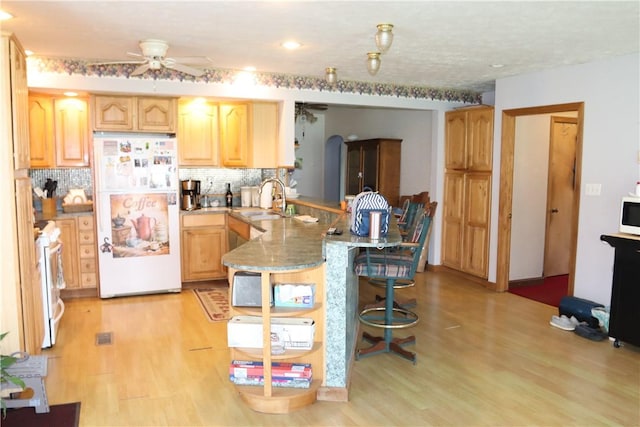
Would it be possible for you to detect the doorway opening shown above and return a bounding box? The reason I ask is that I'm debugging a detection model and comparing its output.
[496,102,584,297]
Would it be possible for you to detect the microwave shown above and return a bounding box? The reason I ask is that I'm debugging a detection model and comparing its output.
[620,196,640,235]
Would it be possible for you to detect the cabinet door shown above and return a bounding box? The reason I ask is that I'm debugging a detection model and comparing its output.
[441,171,464,269]
[361,143,379,192]
[250,102,279,168]
[377,140,402,206]
[54,97,90,167]
[177,98,219,166]
[15,177,44,354]
[93,95,134,131]
[461,173,491,278]
[345,144,362,195]
[10,39,30,170]
[138,97,176,132]
[466,108,493,171]
[29,95,55,168]
[220,103,250,167]
[181,228,227,281]
[445,110,467,170]
[57,218,80,289]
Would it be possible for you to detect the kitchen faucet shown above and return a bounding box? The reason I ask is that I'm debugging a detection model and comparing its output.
[259,177,287,215]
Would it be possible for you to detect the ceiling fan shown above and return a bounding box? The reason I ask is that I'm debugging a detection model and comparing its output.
[295,102,329,123]
[89,39,211,77]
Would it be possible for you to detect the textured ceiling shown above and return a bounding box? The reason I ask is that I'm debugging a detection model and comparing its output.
[2,1,638,92]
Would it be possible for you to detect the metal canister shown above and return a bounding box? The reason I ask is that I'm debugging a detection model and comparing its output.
[369,211,381,239]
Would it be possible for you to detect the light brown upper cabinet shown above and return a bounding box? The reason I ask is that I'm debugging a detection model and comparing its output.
[29,93,90,168]
[441,105,493,279]
[93,95,177,133]
[177,98,279,168]
[177,98,220,166]
[220,102,250,167]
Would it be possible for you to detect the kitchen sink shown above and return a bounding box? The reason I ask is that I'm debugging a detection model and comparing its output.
[233,208,283,220]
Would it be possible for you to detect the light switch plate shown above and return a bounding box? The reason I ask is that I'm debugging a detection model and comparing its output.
[585,183,602,196]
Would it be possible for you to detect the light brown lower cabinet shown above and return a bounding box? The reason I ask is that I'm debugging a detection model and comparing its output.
[181,213,228,282]
[58,213,98,296]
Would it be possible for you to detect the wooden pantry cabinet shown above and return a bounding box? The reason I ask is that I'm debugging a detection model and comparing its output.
[58,213,99,297]
[227,264,325,414]
[180,213,227,281]
[177,98,220,166]
[441,106,493,279]
[29,94,90,168]
[93,95,177,133]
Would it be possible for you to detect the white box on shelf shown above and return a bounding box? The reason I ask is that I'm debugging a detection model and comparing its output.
[227,316,315,350]
[274,283,315,308]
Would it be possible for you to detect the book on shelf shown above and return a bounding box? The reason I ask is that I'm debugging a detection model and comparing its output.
[229,375,312,389]
[230,360,312,379]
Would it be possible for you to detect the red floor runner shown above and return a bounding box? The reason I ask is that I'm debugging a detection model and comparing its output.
[509,275,568,307]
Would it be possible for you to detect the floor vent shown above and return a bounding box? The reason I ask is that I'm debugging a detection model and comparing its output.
[95,332,113,346]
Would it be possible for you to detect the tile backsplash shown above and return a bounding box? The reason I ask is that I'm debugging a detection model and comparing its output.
[29,167,277,207]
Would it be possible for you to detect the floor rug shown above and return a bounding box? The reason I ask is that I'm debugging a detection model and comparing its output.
[193,288,230,322]
[3,402,81,427]
[509,275,568,307]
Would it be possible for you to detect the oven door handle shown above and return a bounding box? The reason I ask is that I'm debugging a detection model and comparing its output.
[52,299,65,325]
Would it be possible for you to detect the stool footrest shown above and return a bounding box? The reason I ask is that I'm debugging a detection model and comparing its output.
[357,332,417,364]
[359,307,419,329]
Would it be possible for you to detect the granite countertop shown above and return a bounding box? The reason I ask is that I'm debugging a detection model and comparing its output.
[222,214,329,272]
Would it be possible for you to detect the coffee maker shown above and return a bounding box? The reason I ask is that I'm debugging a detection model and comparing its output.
[181,179,201,210]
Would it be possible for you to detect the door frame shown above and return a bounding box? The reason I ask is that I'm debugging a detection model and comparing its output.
[496,102,584,293]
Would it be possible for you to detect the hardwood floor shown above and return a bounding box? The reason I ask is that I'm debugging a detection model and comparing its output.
[42,270,639,426]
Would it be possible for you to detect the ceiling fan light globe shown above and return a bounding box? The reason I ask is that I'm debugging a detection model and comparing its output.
[375,24,394,53]
[325,67,337,84]
[148,59,162,70]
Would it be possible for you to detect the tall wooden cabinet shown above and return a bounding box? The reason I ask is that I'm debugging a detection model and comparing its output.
[344,138,402,206]
[441,106,493,279]
[220,102,250,167]
[1,33,44,354]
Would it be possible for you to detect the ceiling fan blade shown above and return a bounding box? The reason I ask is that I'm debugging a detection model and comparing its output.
[163,62,205,77]
[131,63,150,76]
[126,52,144,58]
[171,56,213,65]
[88,60,147,66]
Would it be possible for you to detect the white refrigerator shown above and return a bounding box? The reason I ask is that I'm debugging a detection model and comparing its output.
[93,134,181,298]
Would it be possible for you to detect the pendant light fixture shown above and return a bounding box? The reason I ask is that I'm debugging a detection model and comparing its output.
[366,52,381,76]
[325,67,337,84]
[375,24,394,53]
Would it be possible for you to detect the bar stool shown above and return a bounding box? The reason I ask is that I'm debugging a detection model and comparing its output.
[354,212,433,364]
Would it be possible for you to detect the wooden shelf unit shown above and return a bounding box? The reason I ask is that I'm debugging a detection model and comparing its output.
[227,264,325,414]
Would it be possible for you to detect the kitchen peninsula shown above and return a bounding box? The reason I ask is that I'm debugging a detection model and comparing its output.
[222,198,402,412]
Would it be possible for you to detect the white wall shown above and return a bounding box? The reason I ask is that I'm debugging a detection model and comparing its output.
[292,114,325,198]
[494,53,640,304]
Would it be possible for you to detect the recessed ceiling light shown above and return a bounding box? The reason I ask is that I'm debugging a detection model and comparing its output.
[244,66,256,72]
[490,64,505,68]
[25,50,34,56]
[282,40,301,50]
[0,10,14,21]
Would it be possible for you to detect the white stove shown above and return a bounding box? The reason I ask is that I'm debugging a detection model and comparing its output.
[36,221,65,348]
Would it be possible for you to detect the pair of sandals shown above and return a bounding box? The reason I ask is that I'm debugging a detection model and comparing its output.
[550,314,607,341]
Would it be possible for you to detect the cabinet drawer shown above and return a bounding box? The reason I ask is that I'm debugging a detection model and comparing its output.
[77,215,94,230]
[182,213,225,228]
[79,244,95,259]
[80,258,96,273]
[78,230,95,244]
[228,215,251,240]
[81,273,97,288]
